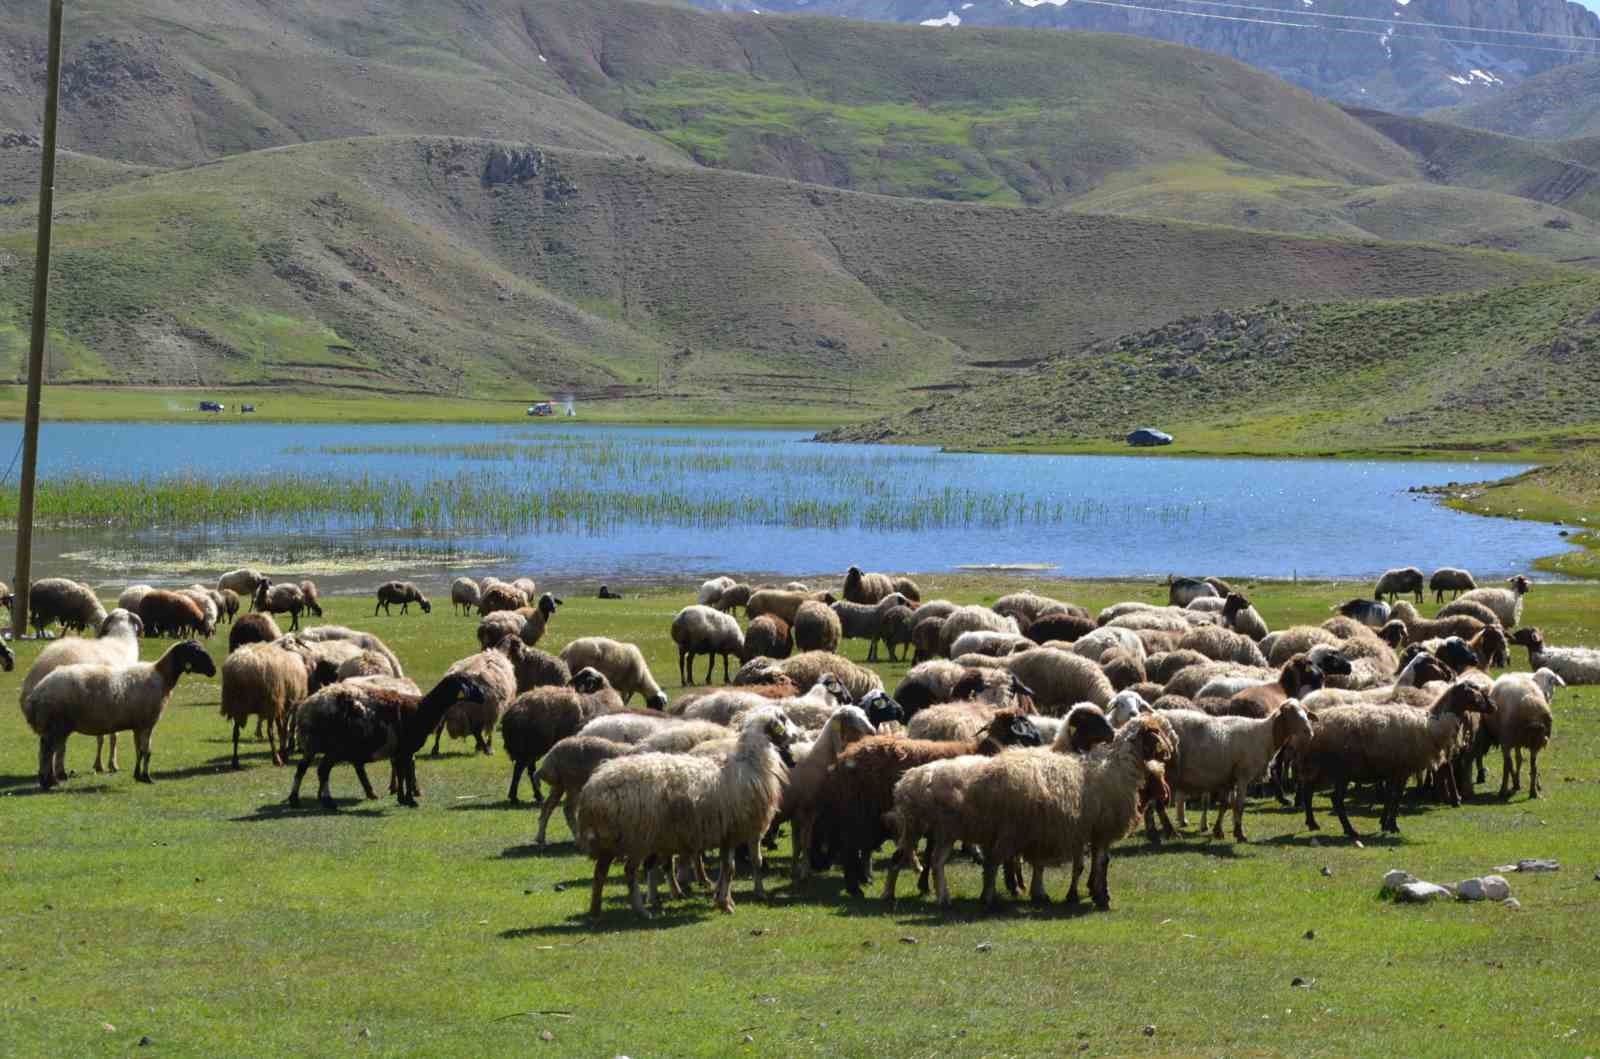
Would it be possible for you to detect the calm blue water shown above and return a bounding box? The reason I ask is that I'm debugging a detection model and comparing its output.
[0,421,1562,585]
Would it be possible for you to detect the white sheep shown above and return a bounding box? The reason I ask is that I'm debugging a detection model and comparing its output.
[1071,626,1146,664]
[698,576,736,606]
[220,641,312,768]
[1509,627,1600,686]
[937,605,1019,657]
[670,605,745,685]
[1455,575,1532,627]
[560,637,669,708]
[26,641,216,787]
[295,625,404,677]
[577,706,794,917]
[450,577,481,616]
[20,608,144,779]
[117,585,153,615]
[1484,668,1563,799]
[948,630,1032,658]
[1001,648,1114,712]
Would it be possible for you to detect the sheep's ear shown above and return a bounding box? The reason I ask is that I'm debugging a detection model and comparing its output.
[1305,710,1320,723]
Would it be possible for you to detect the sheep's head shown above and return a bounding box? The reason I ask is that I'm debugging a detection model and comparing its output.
[1532,667,1566,703]
[1509,626,1544,651]
[494,635,528,663]
[748,707,796,767]
[829,704,876,744]
[538,593,562,616]
[1271,700,1316,750]
[570,667,608,695]
[1222,592,1250,619]
[858,690,903,729]
[648,689,669,711]
[173,640,217,678]
[1106,690,1152,728]
[444,674,487,704]
[1436,637,1479,674]
[1507,575,1532,596]
[1439,681,1494,718]
[1377,619,1407,648]
[1475,626,1509,669]
[984,708,1042,749]
[817,672,851,705]
[1402,652,1453,688]
[101,608,144,639]
[1062,704,1115,753]
[419,599,432,614]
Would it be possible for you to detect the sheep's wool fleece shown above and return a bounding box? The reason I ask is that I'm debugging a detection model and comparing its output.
[579,745,784,858]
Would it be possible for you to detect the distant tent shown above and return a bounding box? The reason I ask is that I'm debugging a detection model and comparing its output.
[1126,427,1173,447]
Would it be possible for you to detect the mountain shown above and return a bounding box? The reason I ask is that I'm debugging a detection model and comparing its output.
[1437,59,1600,139]
[676,0,1600,116]
[820,276,1600,453]
[0,136,1559,409]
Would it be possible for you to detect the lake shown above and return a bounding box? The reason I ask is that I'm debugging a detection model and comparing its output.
[0,422,1563,592]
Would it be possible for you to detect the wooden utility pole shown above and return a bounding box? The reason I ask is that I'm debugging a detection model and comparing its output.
[12,0,65,640]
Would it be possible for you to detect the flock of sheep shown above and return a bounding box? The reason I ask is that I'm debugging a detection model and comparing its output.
[10,562,1598,920]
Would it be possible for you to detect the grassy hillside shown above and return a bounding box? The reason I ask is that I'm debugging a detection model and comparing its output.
[822,277,1600,456]
[1437,60,1600,141]
[0,135,1561,409]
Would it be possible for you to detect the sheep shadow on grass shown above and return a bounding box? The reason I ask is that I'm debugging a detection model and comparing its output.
[230,800,391,822]
[0,773,116,796]
[500,905,716,937]
[499,842,557,860]
[449,799,528,812]
[1116,837,1246,860]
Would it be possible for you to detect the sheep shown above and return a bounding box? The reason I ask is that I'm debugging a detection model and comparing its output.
[288,674,484,808]
[1454,576,1533,628]
[1026,612,1095,645]
[809,708,1044,897]
[510,647,570,694]
[1509,627,1600,685]
[511,577,539,601]
[477,610,525,651]
[831,593,912,662]
[20,608,144,777]
[1389,602,1486,645]
[450,577,481,616]
[229,612,281,653]
[1107,608,1203,634]
[518,593,563,647]
[781,705,879,881]
[1101,650,1146,692]
[682,676,850,727]
[1259,626,1339,667]
[1295,682,1494,838]
[1145,649,1211,685]
[1186,596,1227,615]
[1392,650,1456,690]
[792,600,842,654]
[1167,576,1218,606]
[530,735,637,846]
[698,576,736,606]
[139,589,211,640]
[1429,567,1477,603]
[294,625,404,677]
[911,617,946,663]
[373,580,430,617]
[181,586,221,634]
[1222,593,1268,641]
[1070,626,1146,665]
[670,605,745,685]
[1143,703,1314,843]
[578,706,796,917]
[938,605,1019,657]
[336,650,402,682]
[581,710,700,745]
[1373,566,1425,604]
[949,630,1032,659]
[746,588,837,626]
[1222,655,1336,719]
[1096,601,1157,625]
[560,637,670,708]
[735,651,882,702]
[1164,662,1274,699]
[219,588,241,624]
[636,720,732,754]
[991,649,1116,713]
[220,641,312,767]
[298,580,324,618]
[1335,598,1391,628]
[501,668,627,802]
[1480,668,1562,800]
[27,641,216,788]
[253,582,309,631]
[909,599,959,626]
[478,581,527,615]
[117,584,153,615]
[906,701,1010,743]
[842,565,896,604]
[218,568,270,598]
[887,714,1175,909]
[879,605,916,662]
[740,615,792,664]
[433,639,523,754]
[26,578,108,636]
[892,660,1020,720]
[1436,599,1499,626]
[1178,626,1268,668]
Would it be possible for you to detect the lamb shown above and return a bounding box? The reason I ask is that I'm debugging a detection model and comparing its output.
[288,674,484,808]
[560,637,670,708]
[220,641,312,767]
[117,584,153,615]
[710,582,752,614]
[229,612,281,652]
[1373,566,1425,604]
[518,593,563,647]
[450,577,481,616]
[432,639,523,754]
[217,568,270,598]
[1429,567,1477,603]
[501,668,626,802]
[253,582,309,631]
[781,705,878,881]
[887,714,1175,909]
[578,706,796,917]
[373,580,429,617]
[1453,575,1532,627]
[477,610,525,651]
[668,605,745,684]
[530,735,637,846]
[1508,627,1600,685]
[842,566,896,605]
[478,581,527,615]
[1295,682,1494,838]
[792,600,842,654]
[1335,598,1391,628]
[1178,626,1268,668]
[26,578,108,636]
[1480,668,1562,800]
[740,615,792,663]
[735,651,882,702]
[1222,593,1269,641]
[139,589,212,639]
[1435,599,1500,626]
[831,593,912,662]
[745,588,837,626]
[937,605,1019,657]
[298,580,323,618]
[809,708,1044,896]
[698,576,736,606]
[293,625,404,677]
[27,641,216,788]
[20,608,144,777]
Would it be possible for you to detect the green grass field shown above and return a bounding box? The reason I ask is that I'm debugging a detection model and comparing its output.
[5,576,1599,1055]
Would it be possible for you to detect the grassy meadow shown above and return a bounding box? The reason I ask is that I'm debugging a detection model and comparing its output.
[4,575,1599,1056]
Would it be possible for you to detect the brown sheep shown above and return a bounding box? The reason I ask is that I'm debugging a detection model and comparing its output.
[741,615,793,663]
[794,600,842,654]
[229,612,282,653]
[139,590,212,639]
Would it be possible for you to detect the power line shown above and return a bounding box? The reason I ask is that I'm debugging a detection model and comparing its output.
[1061,0,1600,57]
[1167,0,1600,43]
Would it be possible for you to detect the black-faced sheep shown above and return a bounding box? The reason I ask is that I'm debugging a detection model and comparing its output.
[1335,598,1390,628]
[518,593,562,647]
[831,593,912,662]
[842,566,896,604]
[670,606,745,685]
[289,674,484,808]
[559,637,669,708]
[27,641,216,788]
[1167,576,1217,606]
[1221,593,1268,641]
[1429,567,1477,603]
[1374,566,1425,603]
[373,580,429,616]
[20,608,144,777]
[501,668,626,803]
[1454,576,1532,628]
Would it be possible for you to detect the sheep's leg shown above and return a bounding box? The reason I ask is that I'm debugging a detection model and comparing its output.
[714,847,736,914]
[790,814,812,881]
[1230,781,1248,843]
[703,652,715,685]
[589,854,613,917]
[1065,852,1084,905]
[133,728,154,783]
[353,763,378,800]
[978,852,1001,911]
[231,721,244,770]
[105,733,118,773]
[722,651,731,684]
[1210,791,1226,840]
[1440,758,1461,807]
[54,738,68,782]
[1499,746,1515,799]
[693,853,713,892]
[1299,780,1320,831]
[508,761,525,803]
[1142,803,1163,845]
[429,718,444,756]
[645,857,663,913]
[37,734,57,790]
[677,648,688,686]
[1156,799,1177,838]
[866,637,878,663]
[1090,849,1112,911]
[749,840,766,901]
[266,718,284,768]
[534,785,564,846]
[1028,863,1049,905]
[916,835,934,894]
[316,759,338,809]
[288,755,315,806]
[666,856,688,899]
[1330,778,1358,839]
[94,735,107,773]
[881,837,911,905]
[1004,856,1024,898]
[1529,749,1540,800]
